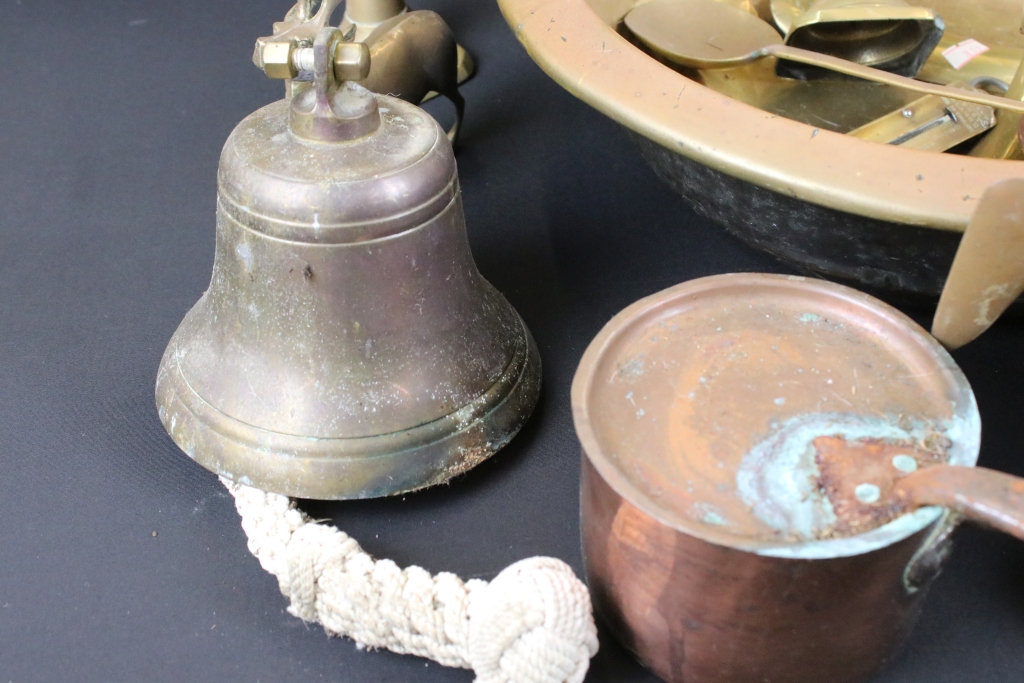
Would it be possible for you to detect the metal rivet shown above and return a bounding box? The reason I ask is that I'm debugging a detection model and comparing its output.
[855,483,881,503]
[892,454,918,473]
[902,108,914,118]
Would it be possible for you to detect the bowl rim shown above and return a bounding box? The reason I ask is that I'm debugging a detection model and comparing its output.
[496,0,1024,232]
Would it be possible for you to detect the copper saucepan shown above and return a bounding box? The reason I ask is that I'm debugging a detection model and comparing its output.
[572,273,1024,683]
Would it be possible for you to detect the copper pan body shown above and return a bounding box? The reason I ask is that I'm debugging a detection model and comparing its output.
[581,462,950,683]
[572,273,979,683]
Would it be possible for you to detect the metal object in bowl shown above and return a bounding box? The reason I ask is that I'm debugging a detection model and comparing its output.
[780,0,945,79]
[497,0,1024,299]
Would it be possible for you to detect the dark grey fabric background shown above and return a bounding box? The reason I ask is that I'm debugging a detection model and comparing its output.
[1,0,1023,681]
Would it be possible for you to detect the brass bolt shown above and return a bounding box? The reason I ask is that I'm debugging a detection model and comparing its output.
[262,40,297,79]
[263,41,370,82]
[334,42,371,82]
[293,48,315,73]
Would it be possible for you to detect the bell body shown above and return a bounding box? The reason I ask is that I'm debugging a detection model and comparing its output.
[156,91,540,499]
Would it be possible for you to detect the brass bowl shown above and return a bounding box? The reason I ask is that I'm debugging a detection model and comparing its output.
[497,0,1024,299]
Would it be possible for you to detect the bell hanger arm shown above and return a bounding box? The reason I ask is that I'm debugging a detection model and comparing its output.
[251,1,467,145]
[253,0,346,78]
[258,34,372,85]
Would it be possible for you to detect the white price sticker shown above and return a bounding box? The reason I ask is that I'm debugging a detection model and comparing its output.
[942,39,990,70]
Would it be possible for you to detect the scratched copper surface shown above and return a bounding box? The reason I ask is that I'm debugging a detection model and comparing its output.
[580,273,966,544]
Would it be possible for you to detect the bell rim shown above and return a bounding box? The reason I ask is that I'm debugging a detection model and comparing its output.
[155,315,542,499]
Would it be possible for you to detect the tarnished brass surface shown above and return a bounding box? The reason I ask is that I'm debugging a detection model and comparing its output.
[363,11,466,143]
[287,31,379,142]
[253,0,343,73]
[969,58,1024,159]
[333,41,372,81]
[699,59,921,132]
[255,2,467,143]
[156,28,541,499]
[573,273,980,682]
[848,86,995,151]
[781,0,944,78]
[261,40,297,79]
[623,0,1024,112]
[774,0,1024,86]
[341,0,408,41]
[933,178,1024,348]
[338,0,478,99]
[624,0,785,69]
[497,0,1024,232]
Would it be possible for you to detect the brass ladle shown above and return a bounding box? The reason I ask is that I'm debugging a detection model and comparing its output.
[624,0,1024,114]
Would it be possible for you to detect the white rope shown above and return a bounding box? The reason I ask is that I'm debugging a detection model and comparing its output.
[224,478,599,683]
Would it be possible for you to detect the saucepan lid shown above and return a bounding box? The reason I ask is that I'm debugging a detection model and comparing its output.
[571,273,980,559]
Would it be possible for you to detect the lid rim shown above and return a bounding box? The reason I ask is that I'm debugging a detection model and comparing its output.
[571,273,979,559]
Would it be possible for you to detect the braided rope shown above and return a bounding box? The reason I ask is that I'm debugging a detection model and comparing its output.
[224,478,599,683]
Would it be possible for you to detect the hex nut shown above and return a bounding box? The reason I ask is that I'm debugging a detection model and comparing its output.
[262,41,297,79]
[334,42,371,82]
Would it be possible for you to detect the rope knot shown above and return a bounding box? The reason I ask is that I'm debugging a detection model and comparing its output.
[224,479,598,683]
[467,558,598,683]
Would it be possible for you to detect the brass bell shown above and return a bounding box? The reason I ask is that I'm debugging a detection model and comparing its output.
[156,27,541,499]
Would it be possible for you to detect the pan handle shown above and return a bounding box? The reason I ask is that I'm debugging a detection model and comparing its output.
[896,465,1024,541]
[903,510,960,594]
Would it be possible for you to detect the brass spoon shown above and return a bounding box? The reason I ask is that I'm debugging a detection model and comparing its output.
[770,0,811,35]
[624,0,1024,114]
[931,178,1024,349]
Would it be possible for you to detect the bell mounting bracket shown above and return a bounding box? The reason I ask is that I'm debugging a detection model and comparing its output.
[254,0,367,82]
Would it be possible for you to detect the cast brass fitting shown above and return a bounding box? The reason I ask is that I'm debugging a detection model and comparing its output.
[257,39,371,82]
[261,40,297,79]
